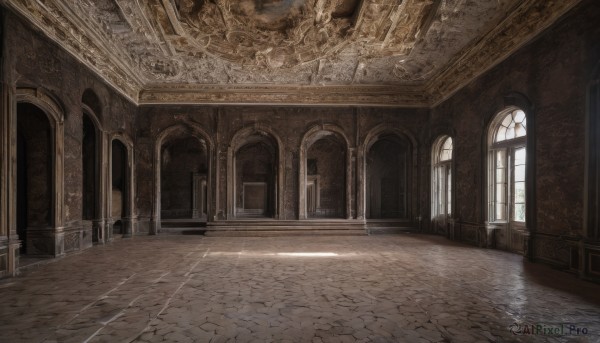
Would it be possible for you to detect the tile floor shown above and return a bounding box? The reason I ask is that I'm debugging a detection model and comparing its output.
[1,234,599,343]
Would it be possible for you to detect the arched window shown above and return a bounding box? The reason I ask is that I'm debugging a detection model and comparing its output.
[432,136,453,220]
[488,108,527,223]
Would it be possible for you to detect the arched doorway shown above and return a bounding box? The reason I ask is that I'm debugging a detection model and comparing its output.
[366,135,410,219]
[161,136,208,220]
[152,125,213,234]
[226,127,284,220]
[359,125,417,222]
[109,135,136,238]
[234,134,277,218]
[82,113,100,241]
[16,103,53,254]
[300,127,350,219]
[111,139,127,235]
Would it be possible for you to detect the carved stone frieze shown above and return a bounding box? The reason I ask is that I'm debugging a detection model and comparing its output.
[1,0,584,106]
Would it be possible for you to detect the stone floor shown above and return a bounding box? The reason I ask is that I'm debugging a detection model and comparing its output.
[1,234,599,343]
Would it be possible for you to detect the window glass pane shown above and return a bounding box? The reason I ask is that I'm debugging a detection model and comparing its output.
[496,150,506,168]
[515,123,526,137]
[515,165,525,182]
[496,184,506,203]
[496,127,507,142]
[496,204,506,220]
[514,204,525,222]
[506,127,515,140]
[493,110,527,142]
[447,169,452,216]
[514,110,526,122]
[514,181,526,203]
[438,168,444,214]
[439,137,453,161]
[496,168,506,182]
[515,147,526,165]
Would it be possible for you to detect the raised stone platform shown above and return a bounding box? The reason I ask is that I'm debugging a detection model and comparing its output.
[159,219,207,235]
[206,219,367,237]
[366,219,417,235]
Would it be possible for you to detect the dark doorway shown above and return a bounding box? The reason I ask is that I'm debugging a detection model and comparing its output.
[306,135,346,219]
[16,103,53,254]
[82,114,97,222]
[17,131,27,254]
[112,140,128,225]
[161,137,208,219]
[366,135,409,219]
[235,135,277,218]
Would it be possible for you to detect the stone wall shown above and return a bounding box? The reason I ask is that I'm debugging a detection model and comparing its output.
[430,0,600,267]
[0,10,137,269]
[135,106,430,229]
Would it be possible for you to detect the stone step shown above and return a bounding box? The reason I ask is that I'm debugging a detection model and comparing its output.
[206,220,367,237]
[367,227,418,235]
[158,227,206,235]
[205,228,366,237]
[161,219,207,228]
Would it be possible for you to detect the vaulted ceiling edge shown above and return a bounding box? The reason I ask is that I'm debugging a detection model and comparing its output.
[425,0,582,107]
[2,0,144,103]
[2,0,582,107]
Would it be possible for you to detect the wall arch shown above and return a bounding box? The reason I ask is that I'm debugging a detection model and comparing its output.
[358,124,418,221]
[152,123,214,234]
[81,103,105,243]
[227,124,285,219]
[109,133,136,237]
[483,92,535,234]
[299,124,352,219]
[82,88,103,125]
[14,87,65,256]
[482,93,534,255]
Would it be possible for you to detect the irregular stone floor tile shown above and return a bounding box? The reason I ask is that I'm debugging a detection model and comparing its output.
[0,234,599,343]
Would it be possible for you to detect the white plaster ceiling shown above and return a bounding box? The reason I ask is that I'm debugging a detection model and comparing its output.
[2,0,583,106]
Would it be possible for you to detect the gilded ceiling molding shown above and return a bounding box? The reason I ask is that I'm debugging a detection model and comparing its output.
[425,0,583,106]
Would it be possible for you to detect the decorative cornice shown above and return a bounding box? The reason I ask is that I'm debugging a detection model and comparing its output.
[2,0,143,103]
[139,84,430,107]
[425,0,583,107]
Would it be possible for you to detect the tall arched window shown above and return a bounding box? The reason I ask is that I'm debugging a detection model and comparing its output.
[488,108,527,223]
[432,136,453,222]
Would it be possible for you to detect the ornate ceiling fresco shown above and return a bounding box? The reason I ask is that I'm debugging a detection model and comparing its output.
[3,0,582,106]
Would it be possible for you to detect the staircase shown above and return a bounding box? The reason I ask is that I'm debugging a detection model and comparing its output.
[159,218,206,235]
[366,219,417,235]
[206,219,367,237]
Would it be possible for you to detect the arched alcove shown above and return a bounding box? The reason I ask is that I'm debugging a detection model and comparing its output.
[17,103,52,254]
[15,87,65,256]
[82,113,97,222]
[366,135,410,219]
[110,134,136,238]
[227,126,284,219]
[152,124,213,234]
[161,136,208,219]
[299,125,351,220]
[359,124,417,222]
